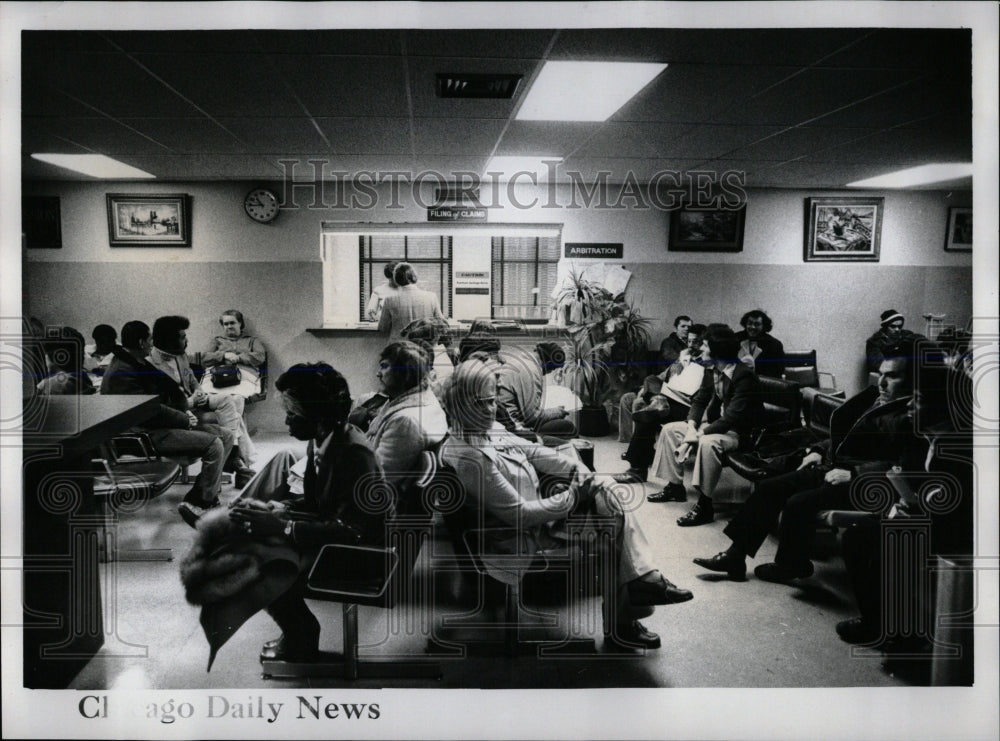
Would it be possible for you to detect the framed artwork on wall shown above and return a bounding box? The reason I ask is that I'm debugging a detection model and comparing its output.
[804,197,883,262]
[106,193,191,247]
[22,196,62,249]
[668,204,746,252]
[944,207,972,252]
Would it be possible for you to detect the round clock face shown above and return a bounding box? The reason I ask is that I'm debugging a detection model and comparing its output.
[244,188,279,223]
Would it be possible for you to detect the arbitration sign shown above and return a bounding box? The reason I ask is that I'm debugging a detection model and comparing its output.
[564,242,624,258]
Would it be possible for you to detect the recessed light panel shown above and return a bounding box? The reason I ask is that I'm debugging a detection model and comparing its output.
[847,163,973,188]
[516,61,667,121]
[30,154,155,179]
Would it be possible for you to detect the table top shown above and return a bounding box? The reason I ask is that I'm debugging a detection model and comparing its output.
[22,394,159,451]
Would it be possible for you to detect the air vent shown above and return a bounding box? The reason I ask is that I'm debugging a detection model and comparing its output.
[435,73,522,99]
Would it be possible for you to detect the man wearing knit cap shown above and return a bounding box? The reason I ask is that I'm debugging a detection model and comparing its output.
[864,309,920,373]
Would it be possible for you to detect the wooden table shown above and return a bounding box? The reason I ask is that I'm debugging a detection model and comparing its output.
[21,395,159,688]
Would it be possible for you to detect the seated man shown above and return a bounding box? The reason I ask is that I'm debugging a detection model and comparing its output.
[36,326,95,395]
[692,338,922,582]
[200,309,266,403]
[656,315,693,373]
[864,309,921,374]
[838,353,972,658]
[497,341,576,442]
[736,309,784,378]
[83,323,118,385]
[616,323,707,483]
[650,325,763,525]
[101,320,235,517]
[148,315,256,486]
[180,363,387,666]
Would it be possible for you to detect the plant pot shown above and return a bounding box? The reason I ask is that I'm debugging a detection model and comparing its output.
[577,406,610,437]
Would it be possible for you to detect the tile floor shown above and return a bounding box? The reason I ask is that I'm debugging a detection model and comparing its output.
[68,432,913,690]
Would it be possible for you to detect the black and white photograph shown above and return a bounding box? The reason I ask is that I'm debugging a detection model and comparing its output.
[1,2,998,740]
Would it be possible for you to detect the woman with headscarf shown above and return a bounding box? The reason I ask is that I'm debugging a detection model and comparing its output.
[440,358,694,650]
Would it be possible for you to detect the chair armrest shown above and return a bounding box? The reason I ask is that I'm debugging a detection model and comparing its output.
[817,371,837,389]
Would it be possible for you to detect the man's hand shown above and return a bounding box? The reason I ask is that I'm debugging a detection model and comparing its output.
[797,451,823,470]
[229,506,285,538]
[186,411,199,429]
[189,388,209,407]
[682,423,700,445]
[223,351,240,364]
[824,468,852,485]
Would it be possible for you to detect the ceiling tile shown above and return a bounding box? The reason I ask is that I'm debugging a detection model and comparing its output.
[722,126,881,162]
[496,121,603,157]
[118,118,244,154]
[405,29,554,59]
[274,55,409,117]
[551,28,871,65]
[133,53,305,118]
[714,67,920,126]
[107,154,281,180]
[412,118,508,156]
[253,30,404,56]
[663,124,787,159]
[215,117,330,153]
[316,118,412,155]
[104,30,263,54]
[574,122,697,159]
[559,157,706,184]
[23,116,172,155]
[613,64,795,123]
[815,28,971,72]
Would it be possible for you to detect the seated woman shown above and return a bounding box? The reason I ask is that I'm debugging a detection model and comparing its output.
[200,309,267,403]
[364,341,449,508]
[36,326,95,395]
[440,358,693,650]
[180,362,387,666]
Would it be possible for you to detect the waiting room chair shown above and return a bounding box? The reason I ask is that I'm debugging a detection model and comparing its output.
[782,349,843,421]
[260,449,443,681]
[92,433,181,562]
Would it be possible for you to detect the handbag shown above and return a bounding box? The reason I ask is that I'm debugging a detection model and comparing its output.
[210,364,242,388]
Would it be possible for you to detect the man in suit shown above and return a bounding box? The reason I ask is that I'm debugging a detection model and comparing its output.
[692,337,922,583]
[735,309,785,378]
[101,320,234,515]
[650,324,763,526]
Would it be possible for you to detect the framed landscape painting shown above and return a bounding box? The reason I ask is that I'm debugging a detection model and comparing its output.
[668,205,746,252]
[805,197,883,262]
[106,193,191,247]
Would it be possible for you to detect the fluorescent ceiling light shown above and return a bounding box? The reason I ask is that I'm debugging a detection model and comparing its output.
[516,61,667,121]
[30,154,155,179]
[484,156,563,182]
[847,163,973,188]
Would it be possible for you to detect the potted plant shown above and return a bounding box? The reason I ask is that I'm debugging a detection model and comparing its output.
[551,270,652,436]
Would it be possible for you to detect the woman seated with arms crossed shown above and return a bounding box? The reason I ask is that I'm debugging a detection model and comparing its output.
[180,362,387,667]
[364,341,449,510]
[441,357,693,650]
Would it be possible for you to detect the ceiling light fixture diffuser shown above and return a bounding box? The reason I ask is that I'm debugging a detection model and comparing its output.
[846,163,973,188]
[30,154,155,179]
[516,61,667,121]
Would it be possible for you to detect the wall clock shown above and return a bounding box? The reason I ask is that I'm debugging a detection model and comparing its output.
[244,188,279,223]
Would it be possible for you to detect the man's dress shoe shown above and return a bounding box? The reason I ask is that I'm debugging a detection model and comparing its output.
[693,551,747,580]
[753,560,814,583]
[627,572,694,606]
[647,483,686,503]
[606,620,661,650]
[612,468,647,484]
[676,504,714,526]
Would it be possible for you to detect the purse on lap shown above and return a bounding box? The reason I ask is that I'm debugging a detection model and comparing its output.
[210,364,242,388]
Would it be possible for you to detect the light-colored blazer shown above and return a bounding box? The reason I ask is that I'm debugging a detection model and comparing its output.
[378,284,446,339]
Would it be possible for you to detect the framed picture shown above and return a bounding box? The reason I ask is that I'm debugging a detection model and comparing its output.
[22,196,62,249]
[804,197,883,262]
[106,193,191,247]
[668,205,746,252]
[944,207,972,252]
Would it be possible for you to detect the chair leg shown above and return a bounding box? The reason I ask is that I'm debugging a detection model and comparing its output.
[261,602,442,681]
